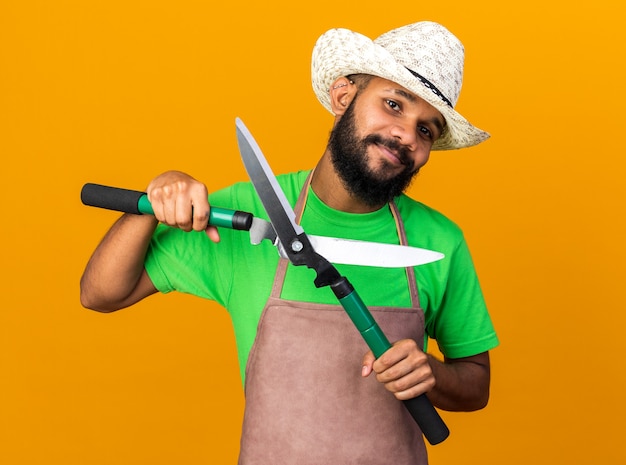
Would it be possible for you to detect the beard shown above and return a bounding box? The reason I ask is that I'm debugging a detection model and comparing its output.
[328,99,420,208]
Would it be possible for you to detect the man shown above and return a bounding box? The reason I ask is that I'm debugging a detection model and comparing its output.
[81,21,498,464]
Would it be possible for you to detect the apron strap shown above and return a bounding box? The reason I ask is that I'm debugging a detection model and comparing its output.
[388,201,421,309]
[269,171,314,299]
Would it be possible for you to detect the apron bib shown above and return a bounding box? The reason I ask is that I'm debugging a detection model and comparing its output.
[239,176,428,465]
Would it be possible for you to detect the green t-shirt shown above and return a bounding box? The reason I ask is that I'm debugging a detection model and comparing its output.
[145,170,498,382]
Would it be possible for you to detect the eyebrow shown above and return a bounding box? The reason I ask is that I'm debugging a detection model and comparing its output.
[393,88,417,103]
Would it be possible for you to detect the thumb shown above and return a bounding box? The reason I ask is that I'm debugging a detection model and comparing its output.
[361,350,375,377]
[205,225,221,243]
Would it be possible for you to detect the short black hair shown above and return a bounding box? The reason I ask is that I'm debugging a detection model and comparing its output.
[346,74,374,92]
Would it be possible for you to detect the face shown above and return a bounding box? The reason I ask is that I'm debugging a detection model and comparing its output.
[328,77,445,207]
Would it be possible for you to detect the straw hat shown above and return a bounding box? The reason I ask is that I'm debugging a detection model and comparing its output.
[311,21,489,150]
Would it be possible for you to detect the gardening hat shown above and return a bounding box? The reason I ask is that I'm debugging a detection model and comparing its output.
[312,21,489,150]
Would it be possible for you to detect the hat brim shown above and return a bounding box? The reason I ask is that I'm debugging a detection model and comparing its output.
[312,28,489,150]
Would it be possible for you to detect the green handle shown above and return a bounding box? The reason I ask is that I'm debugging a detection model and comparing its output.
[331,277,450,445]
[81,183,253,231]
[338,292,391,358]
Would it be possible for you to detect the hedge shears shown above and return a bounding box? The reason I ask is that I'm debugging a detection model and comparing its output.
[234,118,449,445]
[80,118,450,444]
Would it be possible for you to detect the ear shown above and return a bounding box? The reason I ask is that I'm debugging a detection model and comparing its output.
[329,77,356,116]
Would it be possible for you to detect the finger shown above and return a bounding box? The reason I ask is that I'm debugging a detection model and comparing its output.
[386,370,436,401]
[375,355,414,383]
[158,183,180,227]
[175,192,194,231]
[361,350,376,377]
[374,340,430,386]
[175,182,208,231]
[373,338,422,373]
[205,225,221,243]
[191,206,210,231]
[190,187,210,232]
[375,357,435,400]
[147,188,166,224]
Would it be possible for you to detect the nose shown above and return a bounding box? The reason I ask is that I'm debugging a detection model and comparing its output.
[389,120,418,152]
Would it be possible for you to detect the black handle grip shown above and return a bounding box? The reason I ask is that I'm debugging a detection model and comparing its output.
[403,395,449,445]
[81,183,145,215]
[81,183,253,231]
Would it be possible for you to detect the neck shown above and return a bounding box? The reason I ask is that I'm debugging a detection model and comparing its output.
[311,150,384,214]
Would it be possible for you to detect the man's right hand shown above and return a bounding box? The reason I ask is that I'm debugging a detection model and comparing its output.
[146,170,220,242]
[80,170,218,312]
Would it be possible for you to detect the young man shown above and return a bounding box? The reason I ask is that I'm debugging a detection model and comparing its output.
[81,21,498,464]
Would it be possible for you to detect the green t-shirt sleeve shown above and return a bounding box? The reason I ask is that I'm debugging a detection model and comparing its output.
[144,224,233,305]
[395,196,498,359]
[426,235,499,359]
[143,184,254,306]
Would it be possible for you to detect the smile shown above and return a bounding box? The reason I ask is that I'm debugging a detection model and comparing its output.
[375,143,406,167]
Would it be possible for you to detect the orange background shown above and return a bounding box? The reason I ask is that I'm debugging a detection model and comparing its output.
[1,1,625,463]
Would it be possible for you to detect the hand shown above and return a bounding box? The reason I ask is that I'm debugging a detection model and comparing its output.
[361,338,435,401]
[146,170,220,242]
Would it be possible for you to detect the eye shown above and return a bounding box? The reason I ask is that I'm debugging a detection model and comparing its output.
[386,99,401,112]
[418,125,434,141]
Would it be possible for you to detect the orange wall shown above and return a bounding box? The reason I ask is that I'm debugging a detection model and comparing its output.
[1,1,625,463]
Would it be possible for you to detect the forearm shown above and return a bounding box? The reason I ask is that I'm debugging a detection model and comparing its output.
[426,351,491,412]
[80,213,158,312]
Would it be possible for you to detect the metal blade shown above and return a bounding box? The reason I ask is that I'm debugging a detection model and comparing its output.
[235,118,303,247]
[248,216,444,268]
[309,235,444,268]
[249,217,278,245]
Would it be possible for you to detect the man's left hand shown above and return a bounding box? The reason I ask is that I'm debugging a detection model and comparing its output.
[361,338,435,401]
